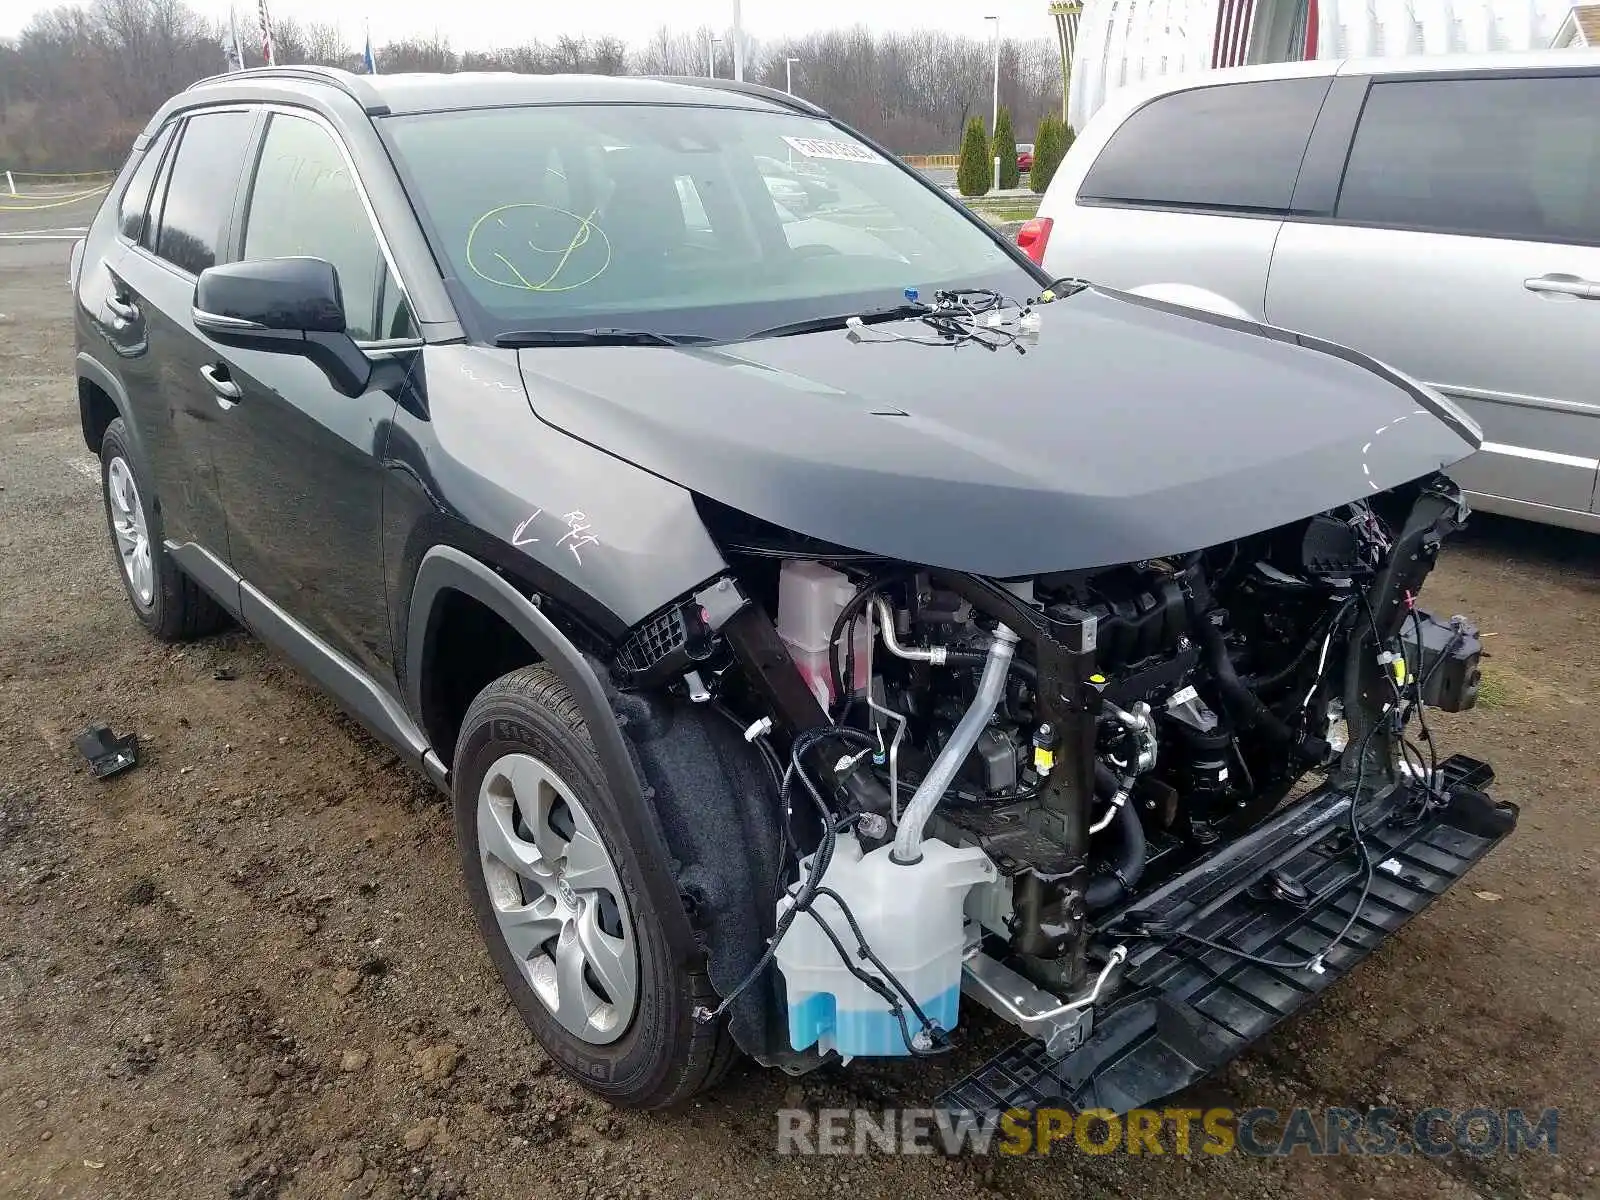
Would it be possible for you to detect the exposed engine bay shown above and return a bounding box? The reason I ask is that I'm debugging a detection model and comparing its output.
[610,473,1510,1091]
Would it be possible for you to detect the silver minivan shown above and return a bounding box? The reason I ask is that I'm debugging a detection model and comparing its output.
[1032,51,1600,532]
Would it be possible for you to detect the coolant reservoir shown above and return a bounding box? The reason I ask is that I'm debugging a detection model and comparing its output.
[775,561,869,710]
[776,833,996,1057]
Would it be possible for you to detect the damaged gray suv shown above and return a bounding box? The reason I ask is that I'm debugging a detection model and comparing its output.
[71,66,1515,1111]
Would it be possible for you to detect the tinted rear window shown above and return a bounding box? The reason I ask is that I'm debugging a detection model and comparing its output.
[154,109,255,275]
[118,124,175,242]
[1336,75,1600,244]
[1079,78,1330,213]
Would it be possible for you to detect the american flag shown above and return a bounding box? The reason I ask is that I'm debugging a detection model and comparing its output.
[221,6,245,71]
[1049,1,1083,118]
[257,0,276,66]
[1211,0,1257,67]
[1051,0,1084,61]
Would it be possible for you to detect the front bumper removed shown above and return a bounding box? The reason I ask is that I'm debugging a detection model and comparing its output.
[939,754,1517,1116]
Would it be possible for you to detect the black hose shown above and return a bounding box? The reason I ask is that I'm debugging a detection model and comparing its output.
[1085,789,1146,911]
[1243,598,1353,695]
[1094,760,1119,797]
[1192,605,1292,745]
[1189,594,1326,763]
[944,649,1038,683]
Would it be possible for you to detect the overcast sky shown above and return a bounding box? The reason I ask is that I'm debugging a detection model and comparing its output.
[1,0,1058,47]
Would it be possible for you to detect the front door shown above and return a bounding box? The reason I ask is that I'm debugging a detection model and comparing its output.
[197,108,416,685]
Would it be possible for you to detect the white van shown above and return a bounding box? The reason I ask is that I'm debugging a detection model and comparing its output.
[1029,51,1600,532]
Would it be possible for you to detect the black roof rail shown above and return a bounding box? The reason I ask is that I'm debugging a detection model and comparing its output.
[186,65,390,115]
[645,76,830,118]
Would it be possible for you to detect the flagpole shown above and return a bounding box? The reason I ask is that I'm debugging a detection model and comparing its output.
[229,5,245,72]
[258,0,276,66]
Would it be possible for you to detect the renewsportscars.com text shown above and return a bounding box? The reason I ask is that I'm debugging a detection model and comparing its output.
[775,1106,1560,1158]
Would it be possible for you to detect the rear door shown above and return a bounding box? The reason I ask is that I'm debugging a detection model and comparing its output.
[1267,69,1600,521]
[80,121,176,366]
[110,106,261,579]
[1041,75,1333,317]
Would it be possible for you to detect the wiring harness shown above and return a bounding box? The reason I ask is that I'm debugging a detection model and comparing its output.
[844,287,1042,353]
[693,722,951,1056]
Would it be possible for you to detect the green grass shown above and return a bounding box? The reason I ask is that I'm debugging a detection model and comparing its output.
[1474,669,1510,710]
[961,194,1042,225]
[974,206,1040,222]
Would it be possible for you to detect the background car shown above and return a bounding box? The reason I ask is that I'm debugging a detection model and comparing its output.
[1016,142,1035,173]
[761,170,810,211]
[1026,51,1600,533]
[756,153,841,212]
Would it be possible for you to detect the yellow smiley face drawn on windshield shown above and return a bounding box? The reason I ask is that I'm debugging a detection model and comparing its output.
[465,202,612,292]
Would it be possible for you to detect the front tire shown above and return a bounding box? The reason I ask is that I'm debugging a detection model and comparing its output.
[98,417,226,642]
[453,666,737,1107]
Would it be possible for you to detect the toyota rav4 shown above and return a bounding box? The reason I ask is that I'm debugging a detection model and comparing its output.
[71,65,1515,1112]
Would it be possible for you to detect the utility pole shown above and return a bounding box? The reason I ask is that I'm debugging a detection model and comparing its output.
[785,56,800,94]
[986,15,1000,191]
[733,0,745,80]
[708,34,721,78]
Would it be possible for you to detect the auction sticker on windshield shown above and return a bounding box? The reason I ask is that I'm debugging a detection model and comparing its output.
[782,136,882,164]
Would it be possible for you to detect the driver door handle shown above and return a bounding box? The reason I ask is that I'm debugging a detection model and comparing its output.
[199,362,242,403]
[1524,274,1600,300]
[106,294,139,324]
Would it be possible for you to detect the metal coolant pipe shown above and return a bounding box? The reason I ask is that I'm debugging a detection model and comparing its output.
[891,624,1019,864]
[871,595,948,665]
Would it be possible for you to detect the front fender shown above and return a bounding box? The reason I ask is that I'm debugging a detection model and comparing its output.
[405,545,701,967]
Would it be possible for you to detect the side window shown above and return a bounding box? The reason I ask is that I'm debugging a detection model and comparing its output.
[1078,78,1332,213]
[243,112,410,342]
[118,124,176,242]
[154,109,256,275]
[140,134,177,255]
[1336,75,1600,244]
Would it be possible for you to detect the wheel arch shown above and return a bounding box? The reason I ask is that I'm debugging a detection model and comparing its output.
[406,545,700,964]
[76,352,136,456]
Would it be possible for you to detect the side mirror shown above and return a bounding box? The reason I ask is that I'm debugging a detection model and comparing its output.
[193,257,372,397]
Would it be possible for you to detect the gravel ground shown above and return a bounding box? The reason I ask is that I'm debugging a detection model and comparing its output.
[1,214,1597,1200]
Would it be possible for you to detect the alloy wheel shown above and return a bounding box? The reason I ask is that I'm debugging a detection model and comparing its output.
[476,753,638,1044]
[107,456,154,607]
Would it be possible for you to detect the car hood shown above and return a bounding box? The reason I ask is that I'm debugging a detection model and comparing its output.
[513,289,1479,576]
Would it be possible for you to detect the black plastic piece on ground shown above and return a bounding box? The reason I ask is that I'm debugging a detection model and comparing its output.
[937,767,1516,1117]
[73,723,139,779]
[1438,751,1494,793]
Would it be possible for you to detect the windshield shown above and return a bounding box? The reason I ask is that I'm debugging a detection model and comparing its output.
[380,103,1033,341]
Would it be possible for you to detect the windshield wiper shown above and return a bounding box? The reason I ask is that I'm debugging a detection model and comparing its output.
[742,303,930,341]
[493,328,713,348]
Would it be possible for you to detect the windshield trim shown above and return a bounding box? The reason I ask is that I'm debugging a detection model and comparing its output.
[374,101,1046,349]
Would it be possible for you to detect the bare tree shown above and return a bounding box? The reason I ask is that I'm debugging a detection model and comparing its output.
[0,5,1062,170]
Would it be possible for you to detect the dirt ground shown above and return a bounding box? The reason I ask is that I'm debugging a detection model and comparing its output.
[2,210,1597,1200]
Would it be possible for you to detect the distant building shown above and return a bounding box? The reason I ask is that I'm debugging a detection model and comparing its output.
[1551,3,1600,45]
[1063,0,1581,131]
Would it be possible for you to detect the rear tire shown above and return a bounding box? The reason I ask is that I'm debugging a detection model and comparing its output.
[98,418,227,642]
[453,665,738,1107]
